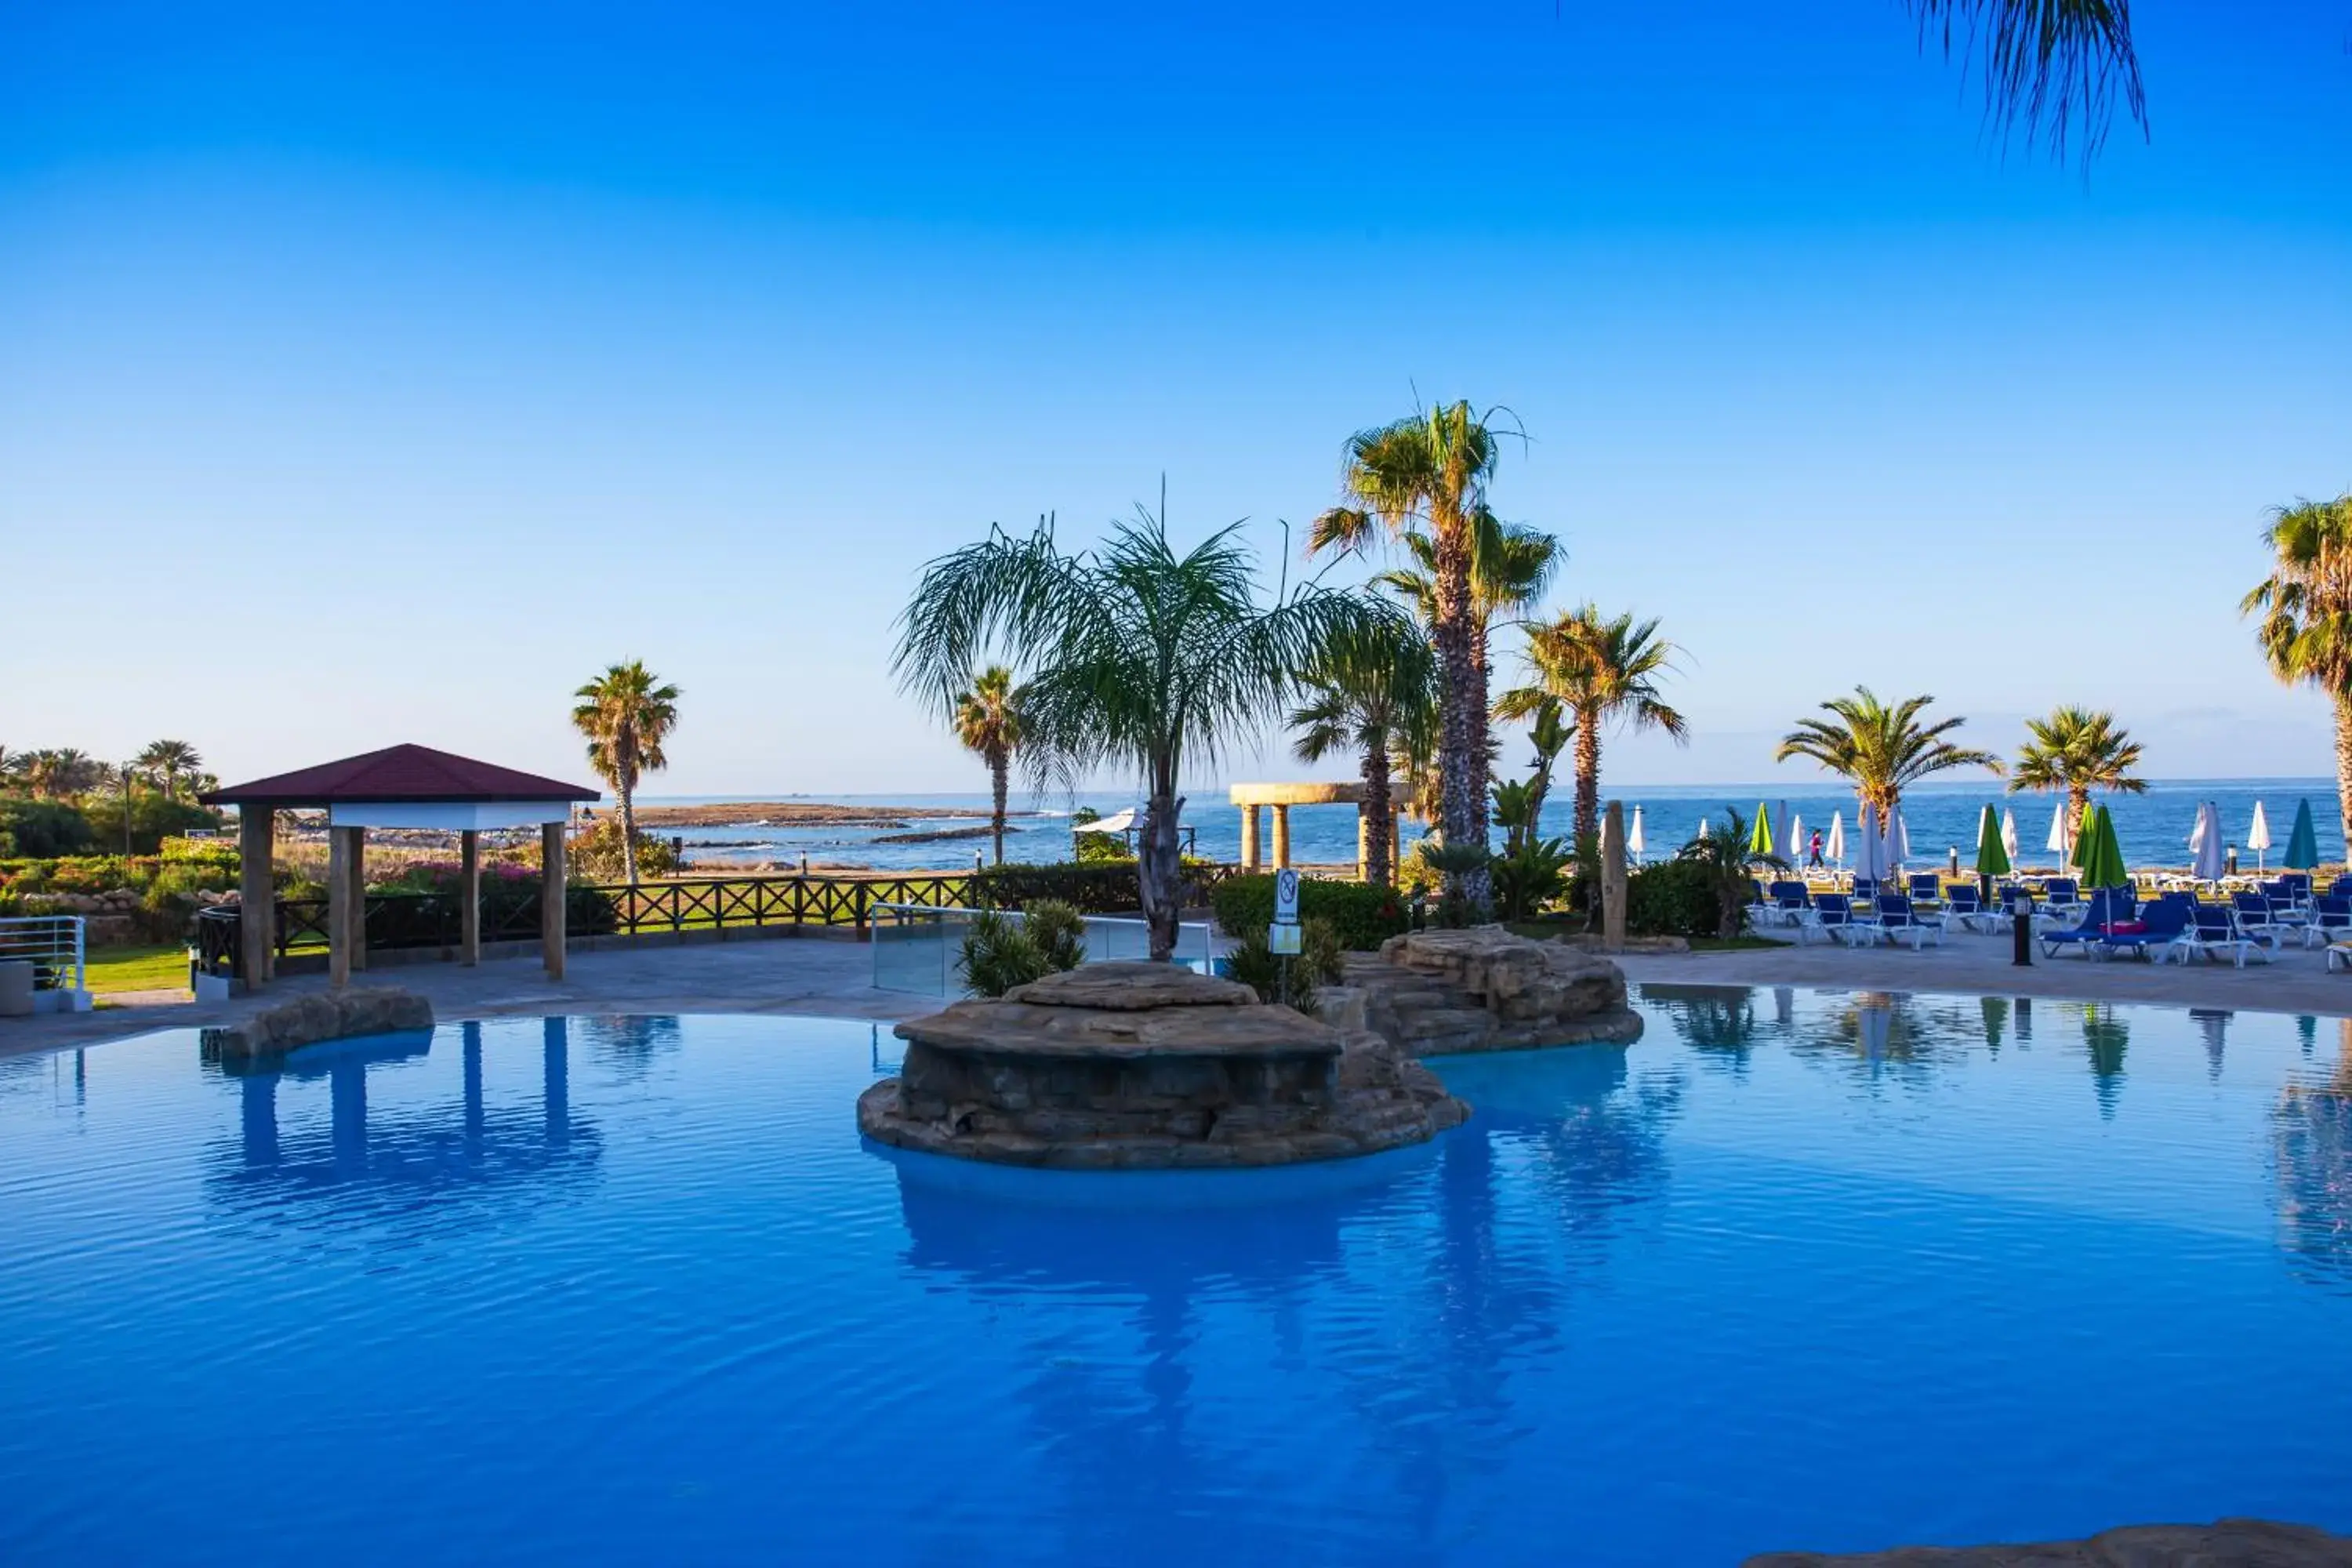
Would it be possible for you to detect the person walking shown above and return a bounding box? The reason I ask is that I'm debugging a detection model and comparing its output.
[1808,829,1825,869]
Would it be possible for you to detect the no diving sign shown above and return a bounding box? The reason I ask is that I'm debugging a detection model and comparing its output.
[1273,867,1301,924]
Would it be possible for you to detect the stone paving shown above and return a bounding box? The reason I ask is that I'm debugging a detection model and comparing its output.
[9,922,2352,1064]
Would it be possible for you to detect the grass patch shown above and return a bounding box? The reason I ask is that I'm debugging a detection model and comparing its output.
[83,943,191,995]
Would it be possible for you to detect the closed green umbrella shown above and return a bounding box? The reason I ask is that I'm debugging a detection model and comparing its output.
[1973,804,2012,878]
[2079,804,2129,891]
[1748,802,1774,858]
[2285,798,2321,872]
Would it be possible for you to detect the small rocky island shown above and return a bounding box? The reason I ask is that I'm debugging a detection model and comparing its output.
[858,963,1468,1169]
[1326,927,1646,1056]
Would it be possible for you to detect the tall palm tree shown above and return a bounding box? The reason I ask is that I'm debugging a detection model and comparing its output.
[952,666,1027,866]
[570,661,682,886]
[1496,606,1687,848]
[895,503,1383,960]
[1290,615,1438,887]
[25,748,97,800]
[136,739,203,802]
[2008,705,2146,839]
[2244,495,2352,837]
[1776,686,2001,822]
[1309,401,1511,910]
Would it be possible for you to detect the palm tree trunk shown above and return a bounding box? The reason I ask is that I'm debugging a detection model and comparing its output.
[1138,766,1184,962]
[989,748,1008,866]
[1572,714,1602,848]
[2067,786,2089,841]
[1362,726,1392,887]
[1431,521,1489,913]
[619,775,641,887]
[1470,619,1491,822]
[2336,695,2352,851]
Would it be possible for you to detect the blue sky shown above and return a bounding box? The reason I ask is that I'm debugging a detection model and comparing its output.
[3,2,2347,797]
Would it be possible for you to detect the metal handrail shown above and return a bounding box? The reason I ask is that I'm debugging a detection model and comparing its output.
[0,915,87,992]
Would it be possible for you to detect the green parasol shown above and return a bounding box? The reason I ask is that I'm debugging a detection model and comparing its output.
[2078,804,2129,890]
[2285,798,2321,872]
[1748,802,1774,858]
[1973,804,2011,878]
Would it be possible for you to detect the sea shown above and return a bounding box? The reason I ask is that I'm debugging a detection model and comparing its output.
[642,779,2346,877]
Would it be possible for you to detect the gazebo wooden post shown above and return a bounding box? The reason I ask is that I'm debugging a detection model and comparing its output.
[238,808,274,991]
[459,829,481,966]
[328,826,354,989]
[347,826,368,972]
[540,821,567,980]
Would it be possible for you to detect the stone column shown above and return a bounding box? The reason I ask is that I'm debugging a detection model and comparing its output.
[1240,804,1261,871]
[541,820,567,980]
[459,829,481,967]
[327,825,353,989]
[1601,800,1628,953]
[1272,804,1291,870]
[346,826,367,972]
[237,807,273,992]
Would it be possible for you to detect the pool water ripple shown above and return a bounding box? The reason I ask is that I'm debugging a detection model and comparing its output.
[3,994,2351,1563]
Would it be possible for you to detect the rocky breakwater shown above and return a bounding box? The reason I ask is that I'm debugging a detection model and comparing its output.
[1326,926,1645,1057]
[858,962,1468,1169]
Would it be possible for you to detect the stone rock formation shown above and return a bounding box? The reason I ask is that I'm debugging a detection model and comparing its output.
[201,986,435,1058]
[1744,1517,2352,1566]
[858,961,1468,1169]
[1320,926,1644,1056]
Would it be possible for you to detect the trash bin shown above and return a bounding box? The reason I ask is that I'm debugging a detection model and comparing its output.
[0,960,34,1018]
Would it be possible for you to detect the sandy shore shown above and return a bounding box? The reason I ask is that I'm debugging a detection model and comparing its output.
[629,801,1036,828]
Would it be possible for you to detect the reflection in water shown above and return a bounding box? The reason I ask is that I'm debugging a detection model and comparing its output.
[579,1014,684,1081]
[1642,984,1761,1065]
[2190,1009,2233,1083]
[205,1018,601,1228]
[2274,1020,2352,1290]
[1979,996,2009,1054]
[2082,1005,2129,1118]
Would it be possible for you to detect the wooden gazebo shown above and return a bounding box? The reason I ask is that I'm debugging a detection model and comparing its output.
[200,745,599,990]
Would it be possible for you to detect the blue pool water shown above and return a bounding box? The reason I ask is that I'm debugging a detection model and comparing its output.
[4,992,2350,1565]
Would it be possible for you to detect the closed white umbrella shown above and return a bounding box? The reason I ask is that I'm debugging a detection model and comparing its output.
[2192,800,2226,883]
[1788,811,1806,870]
[1827,811,1846,869]
[1774,800,1793,866]
[2045,800,2073,868]
[2249,801,2273,873]
[2000,808,2020,868]
[1628,806,1646,862]
[1886,807,1910,875]
[1855,800,1884,884]
[1697,815,1709,843]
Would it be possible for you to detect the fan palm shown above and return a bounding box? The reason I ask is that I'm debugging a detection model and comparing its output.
[25,748,98,800]
[136,739,204,802]
[1290,615,1437,887]
[1678,808,1787,941]
[2007,705,2146,840]
[895,502,1384,960]
[1514,695,1573,838]
[1906,0,2145,165]
[1496,605,1687,848]
[571,661,682,886]
[1776,687,2000,822]
[1308,401,1512,912]
[952,666,1027,866]
[2244,495,2352,839]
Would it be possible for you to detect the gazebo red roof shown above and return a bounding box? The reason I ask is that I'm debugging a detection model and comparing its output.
[198,744,600,808]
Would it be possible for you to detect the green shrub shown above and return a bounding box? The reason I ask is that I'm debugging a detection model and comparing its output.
[1626,858,1720,938]
[1021,899,1089,972]
[1223,916,1345,1014]
[0,800,94,858]
[79,797,223,856]
[958,909,1047,997]
[159,837,241,866]
[974,861,1142,914]
[1210,874,1409,952]
[565,821,680,883]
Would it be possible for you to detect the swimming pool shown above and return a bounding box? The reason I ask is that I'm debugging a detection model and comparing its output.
[2,988,2348,1564]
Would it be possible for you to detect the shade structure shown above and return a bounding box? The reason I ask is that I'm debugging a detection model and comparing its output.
[1748,802,1774,856]
[2078,804,2129,890]
[2000,808,2020,867]
[1854,800,1884,884]
[1697,815,1709,843]
[1826,811,1846,867]
[1973,804,2011,878]
[2191,800,2227,882]
[2045,800,2073,864]
[1628,806,1646,860]
[2249,801,2273,872]
[1886,807,1909,874]
[2285,798,2320,871]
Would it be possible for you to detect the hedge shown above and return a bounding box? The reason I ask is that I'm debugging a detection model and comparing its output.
[1210,874,1410,952]
[1626,858,1721,938]
[0,800,94,859]
[973,862,1145,914]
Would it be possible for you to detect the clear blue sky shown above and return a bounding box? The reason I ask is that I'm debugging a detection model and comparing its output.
[4,2,2347,797]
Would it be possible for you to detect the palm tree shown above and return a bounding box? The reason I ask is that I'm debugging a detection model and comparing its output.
[1496,605,1687,848]
[24,748,97,800]
[1776,686,2001,822]
[1679,808,1786,941]
[1905,0,2145,164]
[1290,615,1438,887]
[1308,401,1512,911]
[952,666,1027,866]
[1515,695,1573,837]
[895,503,1384,960]
[136,739,203,802]
[2244,495,2352,837]
[2008,705,2147,840]
[570,662,682,886]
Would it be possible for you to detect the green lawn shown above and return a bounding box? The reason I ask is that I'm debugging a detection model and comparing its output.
[83,943,191,995]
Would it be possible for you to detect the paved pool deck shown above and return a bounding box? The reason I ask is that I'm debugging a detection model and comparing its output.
[7,926,2350,1062]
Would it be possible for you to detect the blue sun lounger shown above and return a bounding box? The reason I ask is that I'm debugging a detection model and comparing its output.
[2039,888,2134,960]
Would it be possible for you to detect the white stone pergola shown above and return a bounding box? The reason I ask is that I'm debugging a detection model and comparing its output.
[1227,781,1406,880]
[201,745,600,990]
